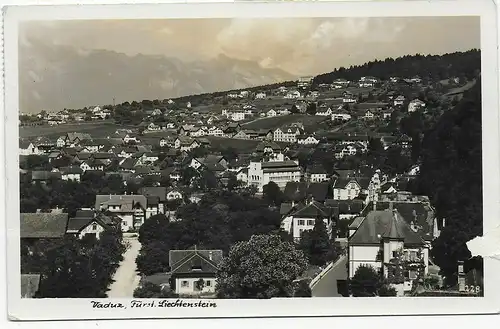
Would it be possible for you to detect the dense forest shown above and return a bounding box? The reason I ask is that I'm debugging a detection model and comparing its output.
[313,50,480,85]
[412,76,482,286]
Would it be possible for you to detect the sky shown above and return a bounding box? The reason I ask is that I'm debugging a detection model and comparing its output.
[20,16,480,76]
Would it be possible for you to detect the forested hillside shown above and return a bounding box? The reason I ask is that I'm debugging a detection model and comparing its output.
[412,77,482,286]
[313,50,480,85]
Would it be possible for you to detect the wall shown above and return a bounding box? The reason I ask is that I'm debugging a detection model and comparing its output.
[292,217,329,241]
[175,277,217,295]
[348,245,381,278]
[78,221,105,240]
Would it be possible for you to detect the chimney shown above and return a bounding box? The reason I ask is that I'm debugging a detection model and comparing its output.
[208,251,213,261]
[373,201,377,211]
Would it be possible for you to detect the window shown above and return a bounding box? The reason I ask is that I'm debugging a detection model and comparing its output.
[181,280,189,287]
[297,220,305,226]
[409,270,417,280]
[307,220,315,226]
[410,251,418,261]
[92,223,98,230]
[392,251,398,258]
[206,280,211,287]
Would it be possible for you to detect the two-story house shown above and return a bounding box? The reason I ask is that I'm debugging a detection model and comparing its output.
[273,125,302,143]
[94,195,147,231]
[169,247,223,297]
[281,201,334,242]
[347,205,429,296]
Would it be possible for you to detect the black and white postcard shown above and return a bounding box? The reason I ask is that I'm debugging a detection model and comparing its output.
[3,0,500,321]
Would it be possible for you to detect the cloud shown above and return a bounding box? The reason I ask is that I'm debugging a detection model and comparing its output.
[20,17,480,76]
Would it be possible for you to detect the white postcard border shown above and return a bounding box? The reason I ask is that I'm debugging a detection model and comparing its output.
[4,0,500,321]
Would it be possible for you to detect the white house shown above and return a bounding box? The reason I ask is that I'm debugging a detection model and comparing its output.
[267,109,277,117]
[408,99,426,113]
[348,207,429,296]
[315,107,332,116]
[94,195,147,231]
[166,189,183,201]
[332,113,352,121]
[255,92,267,99]
[281,201,333,242]
[190,127,207,137]
[236,167,248,183]
[169,248,223,297]
[284,91,301,99]
[66,210,111,240]
[394,95,406,106]
[61,166,83,182]
[56,137,66,148]
[247,155,302,192]
[207,126,224,137]
[230,111,247,122]
[343,94,357,103]
[273,126,302,143]
[19,141,42,156]
[333,177,370,200]
[297,135,320,145]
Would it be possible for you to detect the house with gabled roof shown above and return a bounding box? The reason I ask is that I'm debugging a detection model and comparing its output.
[347,205,430,296]
[273,125,302,143]
[281,200,334,242]
[306,165,329,182]
[64,132,92,147]
[296,134,320,145]
[333,177,371,200]
[19,140,42,156]
[94,195,147,231]
[169,247,223,296]
[65,210,114,240]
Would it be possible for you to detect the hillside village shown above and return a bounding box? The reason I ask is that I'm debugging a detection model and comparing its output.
[19,51,483,299]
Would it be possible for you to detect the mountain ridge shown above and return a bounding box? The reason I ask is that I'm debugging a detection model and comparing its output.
[19,41,297,113]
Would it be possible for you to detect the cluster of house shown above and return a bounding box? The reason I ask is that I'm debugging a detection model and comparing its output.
[20,206,223,297]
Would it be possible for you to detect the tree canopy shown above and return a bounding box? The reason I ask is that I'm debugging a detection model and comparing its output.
[216,234,308,299]
[413,78,482,286]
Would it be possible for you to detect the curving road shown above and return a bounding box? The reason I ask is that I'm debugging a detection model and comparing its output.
[107,235,142,298]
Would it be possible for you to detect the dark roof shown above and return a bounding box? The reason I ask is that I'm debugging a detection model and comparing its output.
[324,199,365,214]
[261,160,299,169]
[21,274,41,298]
[368,201,435,241]
[120,158,139,169]
[60,166,83,175]
[349,210,426,246]
[307,182,330,202]
[31,171,62,181]
[308,165,327,174]
[280,202,294,216]
[138,187,167,202]
[291,201,329,218]
[169,248,223,275]
[146,196,160,206]
[20,213,69,238]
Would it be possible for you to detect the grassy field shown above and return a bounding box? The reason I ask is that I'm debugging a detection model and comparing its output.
[19,121,133,140]
[205,136,262,152]
[243,114,328,130]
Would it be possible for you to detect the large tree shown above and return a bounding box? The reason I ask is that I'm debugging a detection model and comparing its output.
[216,234,308,299]
[298,217,332,266]
[262,181,284,207]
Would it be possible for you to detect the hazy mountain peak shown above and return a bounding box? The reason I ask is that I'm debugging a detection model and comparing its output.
[19,43,297,113]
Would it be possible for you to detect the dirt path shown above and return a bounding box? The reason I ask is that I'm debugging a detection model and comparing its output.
[107,235,142,298]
